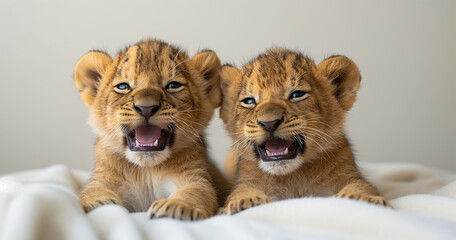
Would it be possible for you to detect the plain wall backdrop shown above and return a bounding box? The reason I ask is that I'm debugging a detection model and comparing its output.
[0,0,455,173]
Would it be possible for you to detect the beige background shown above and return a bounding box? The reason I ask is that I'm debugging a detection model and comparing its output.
[0,0,455,174]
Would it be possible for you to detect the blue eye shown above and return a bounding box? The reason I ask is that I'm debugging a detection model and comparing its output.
[290,90,307,100]
[241,97,256,105]
[166,81,183,89]
[115,83,130,90]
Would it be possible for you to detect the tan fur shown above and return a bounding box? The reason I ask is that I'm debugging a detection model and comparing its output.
[220,49,391,214]
[74,39,230,220]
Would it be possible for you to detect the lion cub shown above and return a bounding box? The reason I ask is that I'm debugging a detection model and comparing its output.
[220,49,391,214]
[74,39,229,220]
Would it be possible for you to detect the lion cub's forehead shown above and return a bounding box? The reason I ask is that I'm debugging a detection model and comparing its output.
[114,40,189,81]
[240,49,314,94]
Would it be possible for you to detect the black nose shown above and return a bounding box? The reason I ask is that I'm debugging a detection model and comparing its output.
[258,118,283,132]
[133,104,160,120]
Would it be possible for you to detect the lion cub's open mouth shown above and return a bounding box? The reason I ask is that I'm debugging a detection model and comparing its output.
[257,137,303,162]
[126,124,173,151]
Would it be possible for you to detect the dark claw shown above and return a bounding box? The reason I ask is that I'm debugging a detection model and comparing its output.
[171,207,177,218]
[239,199,245,210]
[83,206,90,213]
[230,204,236,214]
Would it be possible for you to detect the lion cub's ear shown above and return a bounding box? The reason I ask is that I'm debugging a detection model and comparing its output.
[192,50,222,108]
[219,65,241,123]
[74,51,113,107]
[220,64,241,92]
[317,56,361,111]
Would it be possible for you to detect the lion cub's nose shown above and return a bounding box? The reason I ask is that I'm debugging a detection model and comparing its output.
[133,104,160,120]
[258,118,283,132]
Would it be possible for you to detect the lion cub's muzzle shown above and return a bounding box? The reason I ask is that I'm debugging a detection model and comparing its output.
[125,89,174,152]
[255,104,304,162]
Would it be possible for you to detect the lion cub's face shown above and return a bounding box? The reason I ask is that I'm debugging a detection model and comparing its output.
[220,49,360,175]
[74,40,221,167]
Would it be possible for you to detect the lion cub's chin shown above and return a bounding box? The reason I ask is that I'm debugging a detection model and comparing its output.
[125,148,171,167]
[258,157,303,175]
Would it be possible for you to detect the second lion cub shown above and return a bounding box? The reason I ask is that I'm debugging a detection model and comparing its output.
[220,49,391,214]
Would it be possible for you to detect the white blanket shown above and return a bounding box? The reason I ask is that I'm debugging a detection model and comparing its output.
[1,162,455,240]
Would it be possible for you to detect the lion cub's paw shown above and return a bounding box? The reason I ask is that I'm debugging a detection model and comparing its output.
[335,193,392,208]
[148,199,208,221]
[82,199,118,213]
[223,196,271,215]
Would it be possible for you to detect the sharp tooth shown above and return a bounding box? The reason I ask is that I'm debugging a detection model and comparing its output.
[153,139,159,147]
[266,150,272,157]
[135,140,140,147]
[284,148,288,155]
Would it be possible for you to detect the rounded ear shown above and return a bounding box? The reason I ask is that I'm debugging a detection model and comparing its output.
[219,64,241,123]
[74,51,112,107]
[191,50,222,107]
[317,56,361,111]
[220,64,241,93]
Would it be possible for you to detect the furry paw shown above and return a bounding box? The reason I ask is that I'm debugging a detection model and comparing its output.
[223,196,271,215]
[336,193,392,207]
[148,199,208,221]
[82,199,118,213]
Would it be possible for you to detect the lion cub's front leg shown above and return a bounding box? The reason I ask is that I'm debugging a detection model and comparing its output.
[79,181,122,213]
[148,178,217,221]
[223,184,271,215]
[148,198,208,221]
[335,181,392,208]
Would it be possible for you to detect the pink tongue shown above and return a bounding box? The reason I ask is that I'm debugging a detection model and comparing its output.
[266,138,292,152]
[135,125,162,144]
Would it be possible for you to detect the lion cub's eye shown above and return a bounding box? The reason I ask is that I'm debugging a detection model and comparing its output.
[166,81,184,92]
[114,83,131,93]
[289,90,308,101]
[240,97,256,108]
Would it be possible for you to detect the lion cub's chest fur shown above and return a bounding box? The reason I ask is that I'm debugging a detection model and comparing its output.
[267,185,334,201]
[262,167,335,201]
[118,170,177,212]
